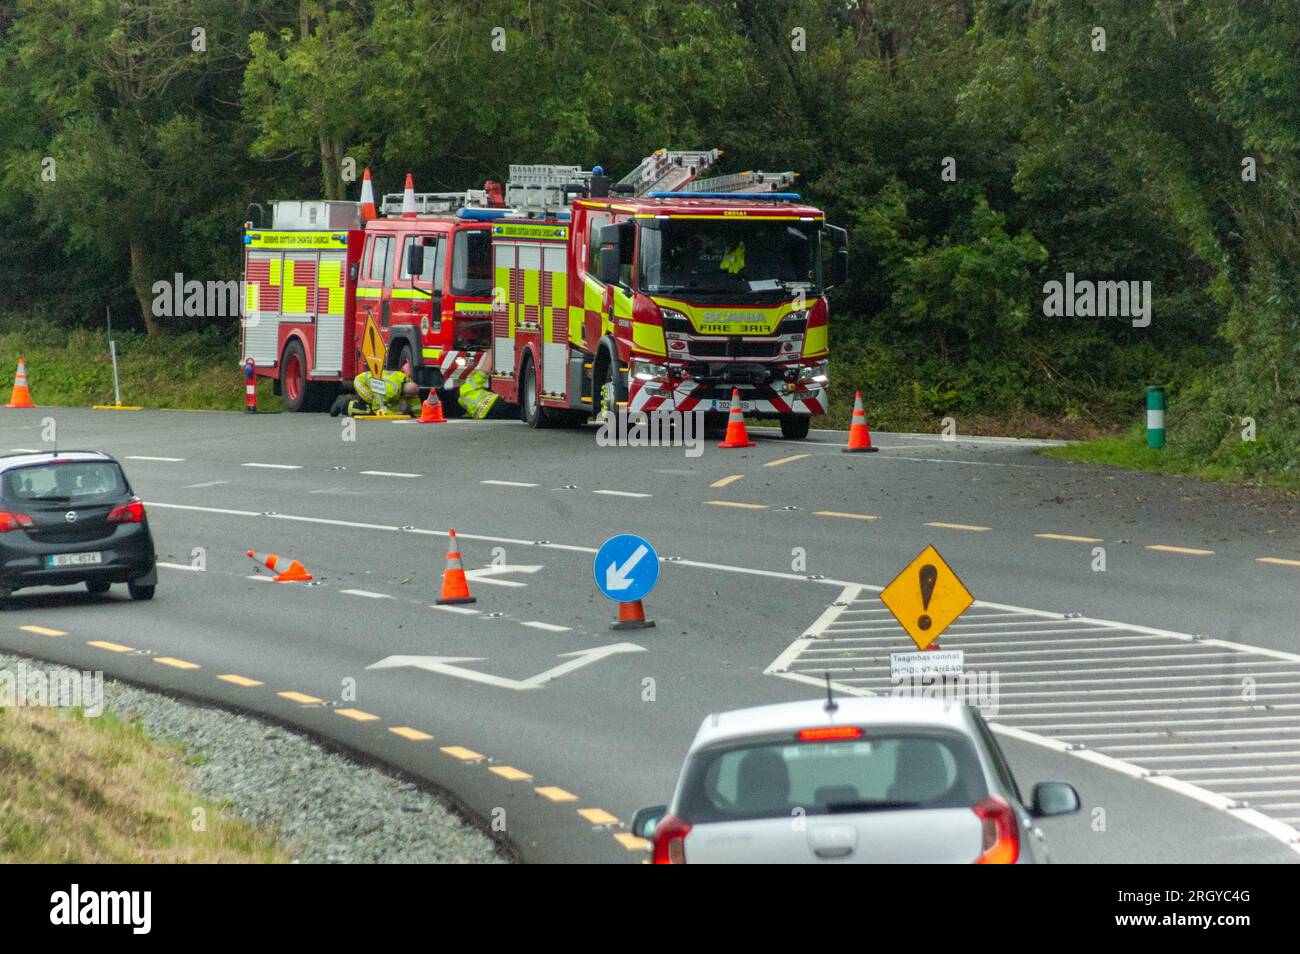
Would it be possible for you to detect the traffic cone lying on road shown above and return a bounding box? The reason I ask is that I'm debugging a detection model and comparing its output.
[717,388,755,449]
[417,389,446,424]
[611,599,655,631]
[5,357,36,408]
[435,529,476,605]
[246,549,313,582]
[842,391,878,453]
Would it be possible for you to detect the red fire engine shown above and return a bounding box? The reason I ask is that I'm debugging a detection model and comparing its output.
[486,150,846,438]
[240,175,503,410]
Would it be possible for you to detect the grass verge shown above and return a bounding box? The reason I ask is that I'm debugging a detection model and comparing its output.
[0,702,286,862]
[1042,429,1300,495]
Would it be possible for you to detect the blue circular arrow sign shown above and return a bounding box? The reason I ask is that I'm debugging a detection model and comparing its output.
[594,533,659,603]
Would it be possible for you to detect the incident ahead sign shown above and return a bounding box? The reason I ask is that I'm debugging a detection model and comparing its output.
[361,314,385,377]
[879,545,974,650]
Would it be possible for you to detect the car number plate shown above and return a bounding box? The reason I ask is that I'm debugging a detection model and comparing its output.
[47,552,103,567]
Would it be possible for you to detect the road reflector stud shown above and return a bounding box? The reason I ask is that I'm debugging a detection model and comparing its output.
[246,549,313,582]
[435,529,476,605]
[842,391,878,453]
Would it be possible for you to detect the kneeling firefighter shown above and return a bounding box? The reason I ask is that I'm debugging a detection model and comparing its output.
[330,366,419,417]
[458,369,513,419]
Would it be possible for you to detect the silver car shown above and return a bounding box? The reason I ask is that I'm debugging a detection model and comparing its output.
[632,696,1079,863]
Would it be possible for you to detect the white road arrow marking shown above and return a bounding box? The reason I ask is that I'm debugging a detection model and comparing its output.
[463,564,543,587]
[604,546,648,592]
[366,642,646,691]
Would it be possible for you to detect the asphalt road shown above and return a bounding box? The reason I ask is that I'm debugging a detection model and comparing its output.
[1,406,1297,863]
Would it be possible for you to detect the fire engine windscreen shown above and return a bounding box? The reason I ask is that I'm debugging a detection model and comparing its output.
[452,230,492,296]
[638,219,822,298]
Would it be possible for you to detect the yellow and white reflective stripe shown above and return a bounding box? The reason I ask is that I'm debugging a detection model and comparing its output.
[492,222,569,240]
[245,231,349,249]
[355,286,382,298]
[454,301,492,313]
[421,348,443,360]
[391,288,430,300]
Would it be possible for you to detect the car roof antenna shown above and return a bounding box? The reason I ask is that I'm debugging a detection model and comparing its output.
[823,671,838,714]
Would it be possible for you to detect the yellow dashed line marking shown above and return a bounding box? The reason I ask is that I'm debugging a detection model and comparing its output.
[1036,533,1105,543]
[578,807,620,826]
[926,521,992,532]
[440,745,484,761]
[709,474,744,488]
[155,657,200,670]
[490,766,533,781]
[335,708,380,722]
[1257,557,1300,568]
[217,674,263,687]
[278,690,323,704]
[390,726,433,741]
[706,500,768,510]
[1146,544,1215,556]
[87,640,134,653]
[19,625,66,637]
[613,832,650,851]
[534,786,578,802]
[764,454,810,467]
[815,510,878,521]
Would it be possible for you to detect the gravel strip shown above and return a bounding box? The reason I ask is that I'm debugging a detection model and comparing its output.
[0,651,507,863]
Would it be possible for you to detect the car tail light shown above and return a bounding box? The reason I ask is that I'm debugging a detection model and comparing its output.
[651,814,692,865]
[972,795,1019,864]
[107,499,145,524]
[0,510,34,533]
[797,726,863,742]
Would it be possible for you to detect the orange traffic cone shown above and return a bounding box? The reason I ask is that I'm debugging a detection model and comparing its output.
[359,167,378,222]
[5,358,36,408]
[246,549,313,582]
[717,388,755,449]
[842,391,878,453]
[401,173,417,218]
[435,529,476,604]
[611,599,655,631]
[417,389,446,424]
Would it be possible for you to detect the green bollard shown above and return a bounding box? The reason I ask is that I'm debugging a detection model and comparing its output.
[1146,386,1165,449]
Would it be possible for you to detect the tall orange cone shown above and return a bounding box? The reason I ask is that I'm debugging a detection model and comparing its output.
[246,549,313,582]
[611,599,655,631]
[417,389,446,424]
[359,167,378,222]
[842,391,878,453]
[401,173,417,218]
[435,529,476,604]
[5,358,36,408]
[717,388,755,448]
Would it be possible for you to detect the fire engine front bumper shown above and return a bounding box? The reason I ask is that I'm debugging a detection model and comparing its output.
[627,375,827,417]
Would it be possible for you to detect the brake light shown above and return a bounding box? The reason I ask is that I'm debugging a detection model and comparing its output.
[0,510,34,533]
[797,726,863,742]
[972,795,1019,864]
[651,814,692,864]
[107,499,145,524]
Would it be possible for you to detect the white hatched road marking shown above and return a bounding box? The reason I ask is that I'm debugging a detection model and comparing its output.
[340,589,394,599]
[767,584,1300,855]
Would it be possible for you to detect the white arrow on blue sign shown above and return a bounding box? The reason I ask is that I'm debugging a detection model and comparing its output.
[594,533,659,603]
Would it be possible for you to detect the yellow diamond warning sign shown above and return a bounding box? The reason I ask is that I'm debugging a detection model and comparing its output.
[879,545,974,650]
[361,315,385,377]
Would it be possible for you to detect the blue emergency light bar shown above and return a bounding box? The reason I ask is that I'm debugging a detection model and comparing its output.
[648,192,802,201]
[457,208,513,221]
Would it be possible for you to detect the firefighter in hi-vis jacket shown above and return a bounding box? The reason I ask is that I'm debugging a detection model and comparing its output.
[330,367,419,417]
[458,369,512,419]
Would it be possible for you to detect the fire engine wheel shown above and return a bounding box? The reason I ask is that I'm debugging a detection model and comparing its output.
[280,340,333,413]
[520,358,554,429]
[779,414,812,440]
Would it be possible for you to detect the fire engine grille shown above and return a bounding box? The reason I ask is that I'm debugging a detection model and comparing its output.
[687,339,782,359]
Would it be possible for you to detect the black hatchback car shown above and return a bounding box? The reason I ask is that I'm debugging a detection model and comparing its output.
[0,451,157,602]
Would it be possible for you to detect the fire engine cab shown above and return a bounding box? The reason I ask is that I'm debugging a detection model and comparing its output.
[240,175,503,411]
[486,150,846,438]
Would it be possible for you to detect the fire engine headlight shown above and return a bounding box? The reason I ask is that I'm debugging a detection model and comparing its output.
[798,361,829,384]
[632,358,669,381]
[455,356,467,368]
[659,308,691,334]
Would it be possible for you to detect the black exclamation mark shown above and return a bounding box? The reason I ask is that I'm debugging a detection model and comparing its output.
[918,564,937,631]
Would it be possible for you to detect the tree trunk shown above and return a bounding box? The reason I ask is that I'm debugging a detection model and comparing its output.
[129,235,162,336]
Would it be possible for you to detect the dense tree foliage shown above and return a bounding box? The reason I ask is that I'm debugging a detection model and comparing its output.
[0,0,1295,472]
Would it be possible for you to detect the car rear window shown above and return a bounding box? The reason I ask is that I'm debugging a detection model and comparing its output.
[679,731,988,823]
[1,462,128,504]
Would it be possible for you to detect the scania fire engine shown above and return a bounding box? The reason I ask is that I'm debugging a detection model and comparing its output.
[485,149,846,438]
[240,175,503,410]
